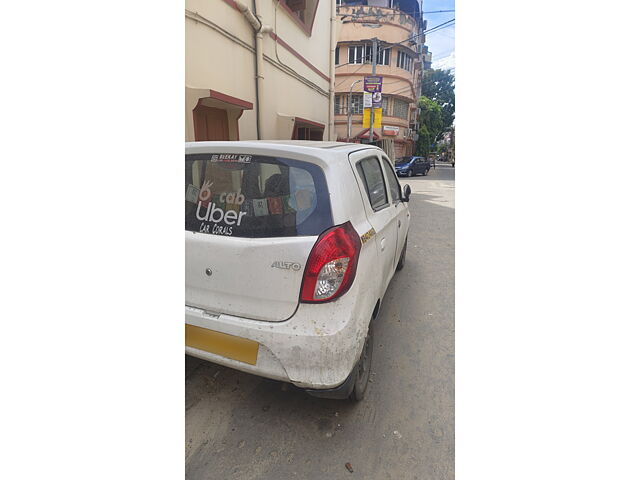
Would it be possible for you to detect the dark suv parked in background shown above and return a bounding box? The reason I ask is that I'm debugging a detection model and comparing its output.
[394,156,430,176]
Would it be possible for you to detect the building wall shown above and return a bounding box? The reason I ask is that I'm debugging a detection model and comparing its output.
[334,2,424,158]
[185,0,334,141]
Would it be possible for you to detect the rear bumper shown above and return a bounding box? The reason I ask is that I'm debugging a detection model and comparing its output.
[304,368,356,399]
[185,297,368,390]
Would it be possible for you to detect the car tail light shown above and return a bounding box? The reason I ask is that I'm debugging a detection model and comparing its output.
[300,222,362,303]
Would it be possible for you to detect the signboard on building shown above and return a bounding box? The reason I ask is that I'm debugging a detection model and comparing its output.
[383,125,400,136]
[372,91,382,109]
[363,92,372,108]
[363,76,383,93]
[364,92,383,109]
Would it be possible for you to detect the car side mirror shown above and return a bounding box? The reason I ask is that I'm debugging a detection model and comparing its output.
[403,184,411,202]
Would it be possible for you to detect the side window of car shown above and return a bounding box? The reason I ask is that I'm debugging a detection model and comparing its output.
[381,158,401,203]
[357,156,389,211]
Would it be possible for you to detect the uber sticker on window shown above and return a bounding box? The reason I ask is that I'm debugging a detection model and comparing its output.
[185,184,199,204]
[198,180,214,206]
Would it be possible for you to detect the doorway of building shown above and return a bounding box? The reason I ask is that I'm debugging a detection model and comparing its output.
[193,105,230,141]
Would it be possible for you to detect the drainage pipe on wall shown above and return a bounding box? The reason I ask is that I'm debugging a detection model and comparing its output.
[328,0,337,140]
[237,1,272,140]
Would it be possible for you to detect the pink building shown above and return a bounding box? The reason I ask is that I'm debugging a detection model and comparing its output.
[334,1,431,160]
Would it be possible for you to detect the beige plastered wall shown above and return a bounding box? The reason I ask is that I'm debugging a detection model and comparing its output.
[185,0,334,141]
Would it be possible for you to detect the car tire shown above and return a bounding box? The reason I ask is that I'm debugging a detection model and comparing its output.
[408,169,413,177]
[350,323,374,402]
[396,237,407,271]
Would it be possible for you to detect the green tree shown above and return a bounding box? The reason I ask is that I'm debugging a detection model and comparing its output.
[416,96,443,156]
[421,69,455,130]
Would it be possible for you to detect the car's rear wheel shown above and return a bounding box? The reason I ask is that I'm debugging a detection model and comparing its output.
[350,323,374,401]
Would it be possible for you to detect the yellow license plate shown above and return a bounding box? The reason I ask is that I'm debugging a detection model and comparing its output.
[185,324,259,365]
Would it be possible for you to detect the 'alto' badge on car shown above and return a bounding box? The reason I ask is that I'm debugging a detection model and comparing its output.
[271,261,302,271]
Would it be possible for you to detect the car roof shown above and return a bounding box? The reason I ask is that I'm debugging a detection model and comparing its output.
[185,141,385,170]
[186,140,379,153]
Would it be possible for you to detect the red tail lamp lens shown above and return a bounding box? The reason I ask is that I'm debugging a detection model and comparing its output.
[300,222,362,303]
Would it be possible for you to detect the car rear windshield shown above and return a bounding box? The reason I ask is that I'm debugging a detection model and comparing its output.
[185,153,333,238]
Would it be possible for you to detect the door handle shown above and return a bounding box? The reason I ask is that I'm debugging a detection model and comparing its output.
[381,237,386,251]
[398,220,401,228]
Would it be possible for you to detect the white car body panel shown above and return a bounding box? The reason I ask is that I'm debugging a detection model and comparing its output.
[185,141,410,389]
[186,233,316,322]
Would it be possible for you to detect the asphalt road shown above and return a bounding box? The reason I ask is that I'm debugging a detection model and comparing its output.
[186,164,455,480]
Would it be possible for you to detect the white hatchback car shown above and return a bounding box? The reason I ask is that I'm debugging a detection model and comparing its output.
[185,141,411,400]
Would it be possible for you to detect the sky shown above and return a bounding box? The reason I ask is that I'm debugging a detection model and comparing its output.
[422,0,455,72]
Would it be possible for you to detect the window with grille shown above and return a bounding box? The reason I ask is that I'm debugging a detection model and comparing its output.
[377,48,390,66]
[396,50,413,71]
[348,45,389,65]
[350,94,364,115]
[348,45,365,64]
[393,99,409,119]
[382,96,390,116]
[334,95,346,115]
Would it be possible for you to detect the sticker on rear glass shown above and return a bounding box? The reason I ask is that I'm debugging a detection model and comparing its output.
[217,192,245,205]
[282,195,296,214]
[211,154,252,163]
[267,197,283,215]
[185,184,199,204]
[253,198,269,216]
[240,200,253,216]
[198,180,214,206]
[295,190,313,210]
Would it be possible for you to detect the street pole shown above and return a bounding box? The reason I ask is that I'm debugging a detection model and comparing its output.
[369,37,378,143]
[347,79,362,142]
